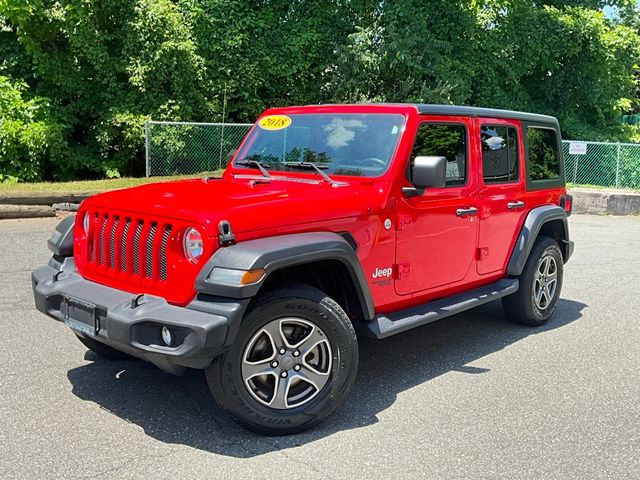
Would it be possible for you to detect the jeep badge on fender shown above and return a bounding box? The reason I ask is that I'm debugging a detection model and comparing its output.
[32,104,573,435]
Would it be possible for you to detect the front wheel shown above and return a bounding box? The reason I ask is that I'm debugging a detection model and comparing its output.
[503,235,564,326]
[206,284,358,435]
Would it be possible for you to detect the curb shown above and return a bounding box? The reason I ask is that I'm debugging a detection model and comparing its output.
[569,188,640,216]
[0,192,95,206]
[0,204,57,219]
[0,192,94,220]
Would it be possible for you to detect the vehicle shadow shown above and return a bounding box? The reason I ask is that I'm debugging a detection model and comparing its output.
[66,298,586,457]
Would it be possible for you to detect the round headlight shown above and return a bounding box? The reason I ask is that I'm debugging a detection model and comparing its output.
[183,228,203,263]
[82,212,90,233]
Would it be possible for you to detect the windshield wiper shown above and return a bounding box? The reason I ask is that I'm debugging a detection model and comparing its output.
[282,162,336,185]
[235,160,271,178]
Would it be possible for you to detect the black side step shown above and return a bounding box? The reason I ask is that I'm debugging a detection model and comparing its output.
[358,278,519,339]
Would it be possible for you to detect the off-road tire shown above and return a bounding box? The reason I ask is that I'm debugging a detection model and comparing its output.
[206,284,358,435]
[503,235,564,326]
[74,333,132,360]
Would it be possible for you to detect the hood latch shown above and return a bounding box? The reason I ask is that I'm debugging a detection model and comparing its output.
[218,220,236,247]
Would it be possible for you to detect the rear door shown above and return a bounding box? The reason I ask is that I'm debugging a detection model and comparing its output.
[476,118,527,275]
[395,117,479,295]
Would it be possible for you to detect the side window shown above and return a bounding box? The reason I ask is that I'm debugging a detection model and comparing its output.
[410,123,466,186]
[481,125,519,183]
[527,127,561,181]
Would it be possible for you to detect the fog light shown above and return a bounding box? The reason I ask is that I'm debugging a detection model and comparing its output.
[161,326,173,347]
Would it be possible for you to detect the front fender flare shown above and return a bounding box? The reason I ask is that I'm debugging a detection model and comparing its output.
[195,232,375,319]
[47,215,75,257]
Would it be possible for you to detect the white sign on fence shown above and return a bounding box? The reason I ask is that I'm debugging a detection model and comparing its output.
[569,141,588,155]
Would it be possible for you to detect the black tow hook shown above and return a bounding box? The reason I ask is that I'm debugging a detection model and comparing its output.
[131,294,145,309]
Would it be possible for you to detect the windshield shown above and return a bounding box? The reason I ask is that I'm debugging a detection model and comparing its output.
[234,113,406,177]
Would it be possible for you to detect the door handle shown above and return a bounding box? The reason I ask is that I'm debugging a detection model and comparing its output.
[507,201,525,209]
[456,207,478,217]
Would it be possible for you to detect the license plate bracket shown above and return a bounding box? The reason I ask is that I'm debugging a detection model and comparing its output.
[63,296,99,336]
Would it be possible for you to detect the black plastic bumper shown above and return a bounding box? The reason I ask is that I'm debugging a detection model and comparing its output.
[564,239,575,262]
[32,259,248,375]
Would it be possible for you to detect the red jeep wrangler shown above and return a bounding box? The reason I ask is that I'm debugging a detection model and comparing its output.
[33,104,573,434]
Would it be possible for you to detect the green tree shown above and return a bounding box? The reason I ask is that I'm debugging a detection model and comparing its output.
[1,0,212,179]
[1,0,639,181]
[0,76,65,181]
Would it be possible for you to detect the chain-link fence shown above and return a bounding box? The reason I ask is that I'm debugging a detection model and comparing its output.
[145,121,640,189]
[562,141,640,189]
[145,121,252,176]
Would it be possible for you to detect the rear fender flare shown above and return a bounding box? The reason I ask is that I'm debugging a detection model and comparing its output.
[507,205,570,276]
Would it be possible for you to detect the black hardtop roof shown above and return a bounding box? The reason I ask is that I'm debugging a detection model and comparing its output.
[280,103,559,125]
[412,104,559,125]
[288,103,558,125]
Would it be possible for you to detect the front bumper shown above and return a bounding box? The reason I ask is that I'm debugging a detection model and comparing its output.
[32,258,247,374]
[563,239,575,263]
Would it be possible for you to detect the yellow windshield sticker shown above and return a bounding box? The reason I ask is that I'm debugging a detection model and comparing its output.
[258,115,291,130]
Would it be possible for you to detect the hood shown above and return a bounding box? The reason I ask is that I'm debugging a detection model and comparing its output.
[82,176,392,237]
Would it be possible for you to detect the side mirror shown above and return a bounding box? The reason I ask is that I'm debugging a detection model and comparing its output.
[403,156,447,197]
[412,156,446,188]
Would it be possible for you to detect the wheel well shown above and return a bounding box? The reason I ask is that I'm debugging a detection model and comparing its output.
[257,260,366,321]
[538,219,568,260]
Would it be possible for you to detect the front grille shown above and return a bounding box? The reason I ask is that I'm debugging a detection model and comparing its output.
[86,211,173,283]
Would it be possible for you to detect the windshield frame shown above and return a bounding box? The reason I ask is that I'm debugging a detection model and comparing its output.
[231,112,408,180]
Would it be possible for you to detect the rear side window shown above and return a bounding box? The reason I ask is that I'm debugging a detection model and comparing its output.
[527,128,560,181]
[410,123,466,186]
[481,125,519,183]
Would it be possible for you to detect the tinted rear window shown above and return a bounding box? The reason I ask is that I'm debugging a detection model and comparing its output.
[527,128,560,181]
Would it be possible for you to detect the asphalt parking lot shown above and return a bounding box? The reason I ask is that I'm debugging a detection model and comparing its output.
[1,214,639,479]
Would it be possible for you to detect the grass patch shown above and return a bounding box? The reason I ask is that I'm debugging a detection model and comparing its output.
[0,172,223,195]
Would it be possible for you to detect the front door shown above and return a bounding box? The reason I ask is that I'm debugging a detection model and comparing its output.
[395,118,479,296]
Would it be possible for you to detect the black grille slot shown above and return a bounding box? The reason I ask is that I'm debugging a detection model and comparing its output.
[108,216,119,268]
[98,215,108,265]
[145,223,157,278]
[120,218,130,272]
[88,214,96,262]
[159,225,171,281]
[132,221,143,275]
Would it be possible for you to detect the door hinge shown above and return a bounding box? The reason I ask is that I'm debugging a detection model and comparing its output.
[476,247,489,261]
[396,263,411,280]
[397,215,412,230]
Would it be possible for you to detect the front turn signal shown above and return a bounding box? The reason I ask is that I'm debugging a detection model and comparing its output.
[207,267,266,286]
[240,269,266,285]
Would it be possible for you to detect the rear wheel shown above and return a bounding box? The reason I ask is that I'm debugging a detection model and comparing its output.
[74,333,132,360]
[206,284,358,435]
[503,235,564,326]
